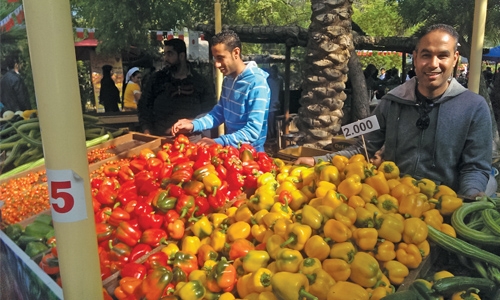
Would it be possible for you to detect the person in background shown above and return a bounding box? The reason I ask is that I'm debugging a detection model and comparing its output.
[99,65,120,112]
[122,67,142,111]
[138,38,215,138]
[378,67,386,80]
[0,54,31,115]
[267,64,284,140]
[171,30,271,152]
[295,24,494,197]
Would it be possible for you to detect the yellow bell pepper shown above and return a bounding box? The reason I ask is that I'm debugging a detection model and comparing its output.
[399,176,421,193]
[322,258,351,281]
[270,201,293,219]
[266,234,286,260]
[272,218,292,239]
[433,184,457,199]
[383,260,409,285]
[316,204,335,220]
[344,161,367,180]
[315,180,337,198]
[403,217,428,244]
[234,204,254,223]
[349,252,383,288]
[299,257,323,275]
[390,182,416,203]
[359,183,379,204]
[257,291,278,300]
[398,193,430,218]
[283,175,303,190]
[276,180,297,195]
[174,280,206,300]
[290,165,308,178]
[416,178,437,199]
[440,223,457,237]
[209,229,227,252]
[276,171,289,184]
[452,290,481,300]
[375,213,404,243]
[191,216,213,239]
[296,204,323,229]
[210,213,229,229]
[375,194,399,214]
[290,189,308,211]
[308,197,323,208]
[252,224,271,243]
[274,157,286,170]
[349,153,368,164]
[304,235,330,261]
[262,212,284,229]
[396,242,422,269]
[301,184,316,200]
[236,273,254,298]
[348,195,366,209]
[367,286,392,300]
[354,206,376,228]
[267,261,278,274]
[301,166,317,186]
[433,270,454,281]
[257,172,278,187]
[161,242,179,258]
[249,267,273,293]
[252,209,269,225]
[319,164,341,186]
[352,227,378,251]
[249,186,276,211]
[365,171,390,196]
[271,272,316,300]
[322,190,346,209]
[332,155,349,173]
[329,241,356,263]
[323,219,352,243]
[275,248,303,273]
[378,161,400,180]
[226,221,251,242]
[219,292,236,300]
[422,208,444,229]
[327,281,370,300]
[374,240,396,262]
[242,250,270,273]
[189,269,208,285]
[338,174,363,198]
[307,268,336,300]
[181,235,201,255]
[417,239,430,258]
[433,195,463,216]
[333,203,357,227]
[280,223,312,251]
[232,257,245,277]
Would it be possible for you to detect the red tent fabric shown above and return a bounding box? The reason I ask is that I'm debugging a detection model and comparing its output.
[74,38,98,47]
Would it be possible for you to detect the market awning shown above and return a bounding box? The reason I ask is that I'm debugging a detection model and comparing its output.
[74,38,98,47]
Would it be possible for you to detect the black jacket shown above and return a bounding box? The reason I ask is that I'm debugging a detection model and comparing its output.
[0,70,31,114]
[138,65,215,136]
[99,76,121,112]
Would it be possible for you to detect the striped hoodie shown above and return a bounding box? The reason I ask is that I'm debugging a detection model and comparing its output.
[192,61,270,151]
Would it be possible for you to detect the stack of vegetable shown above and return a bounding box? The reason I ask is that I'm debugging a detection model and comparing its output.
[0,112,125,175]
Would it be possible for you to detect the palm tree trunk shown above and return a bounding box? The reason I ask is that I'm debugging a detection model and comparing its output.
[296,0,355,149]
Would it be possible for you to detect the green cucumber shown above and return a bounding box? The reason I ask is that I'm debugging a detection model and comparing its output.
[451,201,500,246]
[381,290,418,300]
[432,276,496,297]
[481,209,500,236]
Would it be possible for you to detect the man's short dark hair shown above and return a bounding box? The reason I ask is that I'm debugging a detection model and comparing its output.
[164,38,187,56]
[211,30,242,54]
[3,53,20,70]
[415,24,460,52]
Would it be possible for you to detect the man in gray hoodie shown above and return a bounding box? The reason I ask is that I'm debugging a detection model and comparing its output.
[296,24,493,197]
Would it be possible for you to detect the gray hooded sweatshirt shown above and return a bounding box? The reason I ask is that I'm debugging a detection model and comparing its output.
[315,77,492,196]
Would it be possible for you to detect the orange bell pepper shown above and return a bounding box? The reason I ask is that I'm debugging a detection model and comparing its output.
[398,193,431,218]
[365,171,390,196]
[374,240,396,262]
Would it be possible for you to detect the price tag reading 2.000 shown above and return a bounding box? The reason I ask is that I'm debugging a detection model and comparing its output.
[341,115,380,139]
[47,169,88,223]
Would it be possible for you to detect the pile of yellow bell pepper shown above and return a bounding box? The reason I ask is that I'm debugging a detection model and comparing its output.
[109,154,463,300]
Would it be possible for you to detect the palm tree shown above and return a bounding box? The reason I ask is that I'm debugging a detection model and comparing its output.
[296,0,355,148]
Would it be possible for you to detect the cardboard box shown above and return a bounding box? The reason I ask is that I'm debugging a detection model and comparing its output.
[330,135,359,152]
[275,146,330,161]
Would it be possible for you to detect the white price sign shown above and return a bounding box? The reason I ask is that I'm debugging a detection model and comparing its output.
[47,169,88,223]
[341,115,380,139]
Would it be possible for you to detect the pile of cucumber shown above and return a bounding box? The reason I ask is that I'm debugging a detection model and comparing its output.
[4,214,54,259]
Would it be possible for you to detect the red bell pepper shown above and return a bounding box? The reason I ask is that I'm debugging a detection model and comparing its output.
[138,213,164,231]
[208,143,223,158]
[173,134,190,153]
[164,210,180,225]
[226,171,245,191]
[175,194,196,219]
[95,207,112,224]
[173,160,195,173]
[158,164,173,180]
[183,180,206,197]
[193,146,211,170]
[139,148,156,161]
[167,219,185,240]
[146,157,164,179]
[242,160,261,176]
[215,164,227,181]
[129,157,147,174]
[134,170,159,196]
[117,165,135,182]
[240,148,255,162]
[129,243,152,262]
[140,228,168,247]
[156,149,170,162]
[194,195,210,216]
[228,238,255,260]
[141,266,173,300]
[92,196,101,213]
[109,240,131,264]
[96,222,115,243]
[169,168,193,184]
[95,184,118,206]
[223,155,243,174]
[123,200,138,215]
[115,221,142,247]
[106,205,131,227]
[91,177,103,189]
[121,262,147,280]
[219,145,239,160]
[144,251,169,270]
[239,143,257,157]
[133,202,153,218]
[103,164,120,177]
[256,152,278,173]
[172,251,198,277]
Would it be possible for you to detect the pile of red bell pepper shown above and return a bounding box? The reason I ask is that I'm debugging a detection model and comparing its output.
[90,135,277,280]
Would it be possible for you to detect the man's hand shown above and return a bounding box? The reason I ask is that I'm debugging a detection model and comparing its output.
[294,157,315,166]
[171,119,194,135]
[196,137,217,147]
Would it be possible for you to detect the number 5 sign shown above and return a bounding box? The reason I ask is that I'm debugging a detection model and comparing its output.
[47,169,88,223]
[341,115,380,139]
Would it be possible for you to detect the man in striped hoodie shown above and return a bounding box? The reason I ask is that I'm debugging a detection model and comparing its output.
[171,30,271,152]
